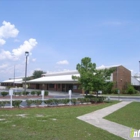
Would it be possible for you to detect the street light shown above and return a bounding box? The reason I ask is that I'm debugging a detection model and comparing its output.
[24,51,29,93]
[139,61,140,91]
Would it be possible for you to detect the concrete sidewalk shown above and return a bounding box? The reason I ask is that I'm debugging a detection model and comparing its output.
[77,101,139,140]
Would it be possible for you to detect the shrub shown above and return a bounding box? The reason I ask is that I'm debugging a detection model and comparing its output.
[31,91,36,96]
[1,92,8,97]
[71,99,77,105]
[44,99,54,105]
[26,100,33,107]
[12,100,22,108]
[77,98,85,104]
[36,91,41,96]
[0,101,6,108]
[103,82,114,94]
[44,91,49,96]
[126,84,136,94]
[61,99,69,105]
[112,88,119,94]
[34,100,42,106]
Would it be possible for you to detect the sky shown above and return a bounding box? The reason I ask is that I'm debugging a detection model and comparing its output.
[0,0,140,81]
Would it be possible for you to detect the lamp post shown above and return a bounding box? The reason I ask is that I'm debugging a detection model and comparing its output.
[139,61,140,91]
[24,51,29,93]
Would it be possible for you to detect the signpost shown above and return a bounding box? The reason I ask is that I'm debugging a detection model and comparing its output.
[118,89,120,101]
[9,89,13,108]
[41,90,44,107]
[69,90,72,105]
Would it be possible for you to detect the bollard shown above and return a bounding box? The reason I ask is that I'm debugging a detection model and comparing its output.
[69,90,72,105]
[9,89,13,108]
[41,90,44,107]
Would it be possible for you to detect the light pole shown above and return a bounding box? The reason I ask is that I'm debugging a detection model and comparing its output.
[139,61,140,91]
[24,51,29,93]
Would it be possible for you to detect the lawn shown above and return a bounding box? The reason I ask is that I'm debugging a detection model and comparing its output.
[0,101,124,140]
[104,102,140,130]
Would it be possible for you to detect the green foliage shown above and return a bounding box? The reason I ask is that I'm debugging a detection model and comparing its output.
[112,88,119,94]
[44,99,54,105]
[0,101,7,108]
[36,91,41,96]
[61,99,70,104]
[34,100,42,106]
[1,92,8,97]
[71,99,77,105]
[84,95,106,103]
[44,90,49,96]
[126,84,136,94]
[31,91,36,95]
[22,91,29,96]
[33,70,45,79]
[12,100,22,108]
[77,98,85,104]
[72,57,115,94]
[103,82,114,94]
[26,100,33,107]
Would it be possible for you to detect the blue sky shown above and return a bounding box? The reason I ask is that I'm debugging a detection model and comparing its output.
[0,0,140,81]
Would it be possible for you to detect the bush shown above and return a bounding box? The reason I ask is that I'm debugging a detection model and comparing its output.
[13,100,22,108]
[26,100,33,107]
[112,88,119,94]
[126,84,136,94]
[77,98,85,104]
[103,82,114,94]
[1,92,8,97]
[34,100,42,106]
[36,91,41,96]
[71,99,77,105]
[44,91,49,96]
[0,101,7,108]
[61,99,69,105]
[31,91,36,96]
[44,99,54,105]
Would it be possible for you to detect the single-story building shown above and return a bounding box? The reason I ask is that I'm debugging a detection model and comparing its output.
[27,65,131,93]
[1,65,131,93]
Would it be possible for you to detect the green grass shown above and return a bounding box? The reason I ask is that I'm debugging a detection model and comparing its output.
[104,102,140,130]
[0,101,124,140]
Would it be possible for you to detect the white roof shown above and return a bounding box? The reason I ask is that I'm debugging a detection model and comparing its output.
[131,76,140,86]
[2,78,23,84]
[27,73,80,83]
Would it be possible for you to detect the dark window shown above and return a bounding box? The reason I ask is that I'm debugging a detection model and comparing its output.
[58,84,60,88]
[49,84,54,88]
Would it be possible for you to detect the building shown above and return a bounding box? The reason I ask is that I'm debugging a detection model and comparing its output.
[1,77,23,87]
[131,75,140,91]
[1,65,131,93]
[27,65,131,93]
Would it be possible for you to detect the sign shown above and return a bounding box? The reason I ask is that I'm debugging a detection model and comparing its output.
[118,90,120,94]
[41,90,44,96]
[9,89,13,96]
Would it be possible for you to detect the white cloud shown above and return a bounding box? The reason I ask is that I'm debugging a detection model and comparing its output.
[0,38,6,46]
[0,21,19,38]
[0,64,8,69]
[0,38,37,60]
[0,50,13,60]
[12,38,37,56]
[56,60,69,65]
[32,58,36,62]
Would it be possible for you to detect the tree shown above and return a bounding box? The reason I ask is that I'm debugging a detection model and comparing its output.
[33,70,46,79]
[72,57,115,96]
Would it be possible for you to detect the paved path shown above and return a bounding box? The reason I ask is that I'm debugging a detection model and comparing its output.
[77,101,139,140]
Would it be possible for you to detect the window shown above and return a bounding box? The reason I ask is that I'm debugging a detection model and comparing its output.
[73,85,77,89]
[58,84,60,88]
[49,84,54,88]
